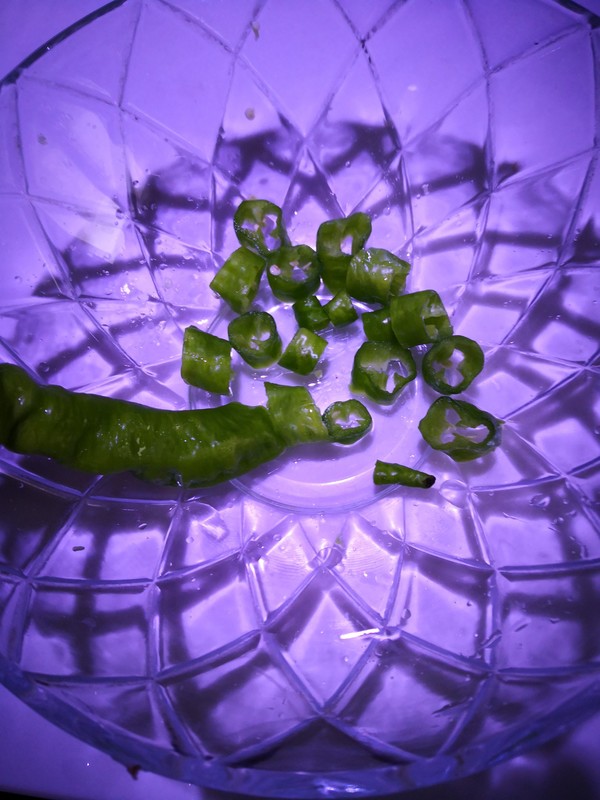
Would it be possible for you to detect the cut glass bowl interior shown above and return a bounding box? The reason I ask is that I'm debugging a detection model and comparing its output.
[1,0,599,797]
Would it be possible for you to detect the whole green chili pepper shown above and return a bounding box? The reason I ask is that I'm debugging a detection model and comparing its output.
[422,335,484,395]
[324,290,358,327]
[181,326,231,395]
[361,306,394,343]
[322,399,372,445]
[373,460,435,488]
[209,246,266,314]
[278,328,328,375]
[228,311,282,369]
[390,290,453,347]
[0,363,285,487]
[233,199,288,257]
[264,381,328,446]
[418,396,502,462]
[316,212,372,292]
[292,295,330,332]
[267,244,321,302]
[346,248,411,305]
[351,341,416,405]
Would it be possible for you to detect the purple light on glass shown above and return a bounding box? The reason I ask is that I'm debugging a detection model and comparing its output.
[0,1,599,797]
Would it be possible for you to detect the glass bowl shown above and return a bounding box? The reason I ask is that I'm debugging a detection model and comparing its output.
[1,1,599,796]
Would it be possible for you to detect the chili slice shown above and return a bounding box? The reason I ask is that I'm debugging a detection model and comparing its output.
[267,244,321,301]
[209,246,265,315]
[324,290,358,327]
[278,328,328,375]
[228,311,282,369]
[418,396,502,462]
[322,399,372,445]
[422,335,484,395]
[233,199,288,257]
[264,381,328,446]
[390,290,453,347]
[181,326,231,395]
[346,247,410,305]
[373,460,435,488]
[316,212,372,292]
[361,306,394,343]
[292,295,330,332]
[351,341,416,405]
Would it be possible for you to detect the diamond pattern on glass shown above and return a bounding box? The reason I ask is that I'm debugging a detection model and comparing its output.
[162,640,314,758]
[489,28,596,183]
[389,547,493,661]
[495,566,600,670]
[20,584,149,677]
[338,636,487,757]
[240,0,358,137]
[368,0,482,141]
[472,479,600,569]
[270,570,379,704]
[158,554,259,669]
[17,78,128,213]
[26,0,141,104]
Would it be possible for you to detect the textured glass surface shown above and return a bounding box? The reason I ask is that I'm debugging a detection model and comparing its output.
[0,0,599,796]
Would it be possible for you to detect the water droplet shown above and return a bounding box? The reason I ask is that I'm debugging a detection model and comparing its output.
[440,479,468,507]
[530,493,551,509]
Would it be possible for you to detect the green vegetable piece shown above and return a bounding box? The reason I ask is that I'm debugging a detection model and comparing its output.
[233,199,288,257]
[373,460,436,488]
[361,306,394,343]
[346,248,411,305]
[324,290,358,327]
[422,335,484,395]
[316,212,372,292]
[0,363,285,487]
[278,328,327,375]
[390,290,453,347]
[418,396,502,462]
[267,244,321,302]
[181,326,231,395]
[264,381,328,446]
[228,311,282,369]
[209,246,266,314]
[292,295,330,332]
[351,341,416,405]
[322,399,372,445]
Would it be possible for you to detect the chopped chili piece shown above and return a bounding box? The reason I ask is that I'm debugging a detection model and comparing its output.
[346,247,410,305]
[373,460,436,488]
[233,199,288,257]
[292,295,330,332]
[361,306,394,343]
[390,290,453,347]
[422,335,484,395]
[228,311,282,369]
[316,212,372,292]
[267,244,321,301]
[418,396,502,462]
[322,399,372,445]
[209,246,265,314]
[324,289,358,327]
[278,328,328,375]
[264,381,328,446]
[181,326,231,395]
[351,341,416,404]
